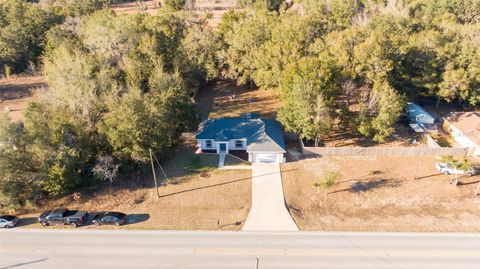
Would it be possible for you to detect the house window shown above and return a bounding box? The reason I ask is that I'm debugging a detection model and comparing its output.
[205,140,213,148]
[235,140,243,148]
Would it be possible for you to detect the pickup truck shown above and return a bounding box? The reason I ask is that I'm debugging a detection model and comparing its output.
[38,208,88,228]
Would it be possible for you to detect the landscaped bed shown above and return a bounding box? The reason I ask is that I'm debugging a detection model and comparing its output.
[282,156,480,232]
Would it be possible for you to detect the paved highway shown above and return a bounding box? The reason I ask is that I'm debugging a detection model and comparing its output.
[1,230,479,268]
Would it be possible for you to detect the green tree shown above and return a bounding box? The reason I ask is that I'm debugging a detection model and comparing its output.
[164,0,185,11]
[278,57,338,145]
[222,9,276,85]
[99,72,196,162]
[0,0,62,74]
[0,113,39,209]
[180,24,222,83]
[438,155,473,186]
[22,103,97,196]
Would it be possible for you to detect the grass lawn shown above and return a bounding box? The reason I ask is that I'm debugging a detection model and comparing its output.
[196,80,281,120]
[282,156,480,232]
[14,146,252,230]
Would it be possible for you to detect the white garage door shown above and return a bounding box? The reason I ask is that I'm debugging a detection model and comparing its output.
[254,153,279,163]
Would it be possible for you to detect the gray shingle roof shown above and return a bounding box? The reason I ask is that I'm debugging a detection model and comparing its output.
[195,118,286,153]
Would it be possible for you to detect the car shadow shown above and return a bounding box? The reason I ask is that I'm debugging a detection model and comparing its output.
[15,217,37,227]
[125,214,150,225]
[84,212,149,227]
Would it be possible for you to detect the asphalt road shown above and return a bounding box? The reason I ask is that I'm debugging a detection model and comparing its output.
[1,230,479,269]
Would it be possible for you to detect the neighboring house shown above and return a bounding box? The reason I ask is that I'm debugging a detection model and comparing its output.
[195,117,286,163]
[443,112,480,156]
[405,102,435,127]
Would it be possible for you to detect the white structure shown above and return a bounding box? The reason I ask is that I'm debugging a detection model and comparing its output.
[443,112,480,156]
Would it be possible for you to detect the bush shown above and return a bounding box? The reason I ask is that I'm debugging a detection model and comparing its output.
[313,170,340,191]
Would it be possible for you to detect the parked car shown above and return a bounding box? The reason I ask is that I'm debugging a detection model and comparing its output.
[0,215,18,228]
[92,212,127,226]
[38,208,88,228]
[435,163,476,176]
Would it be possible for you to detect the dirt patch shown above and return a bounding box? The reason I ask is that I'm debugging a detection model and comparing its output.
[282,156,480,232]
[0,75,46,122]
[196,80,281,120]
[110,0,160,15]
[14,142,251,230]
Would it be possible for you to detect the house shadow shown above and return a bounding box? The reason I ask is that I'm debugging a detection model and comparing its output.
[15,217,37,227]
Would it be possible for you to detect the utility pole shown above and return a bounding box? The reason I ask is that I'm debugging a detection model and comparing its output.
[149,148,160,198]
[153,152,170,183]
[255,257,259,269]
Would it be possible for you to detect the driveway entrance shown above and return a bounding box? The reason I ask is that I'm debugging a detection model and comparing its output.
[242,163,298,231]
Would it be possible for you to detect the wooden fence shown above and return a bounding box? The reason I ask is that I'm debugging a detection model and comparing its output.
[300,141,471,157]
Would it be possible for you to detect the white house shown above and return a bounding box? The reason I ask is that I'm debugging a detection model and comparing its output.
[443,112,480,156]
[195,117,286,163]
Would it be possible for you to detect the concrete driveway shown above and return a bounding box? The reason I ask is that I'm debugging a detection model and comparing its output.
[242,163,298,231]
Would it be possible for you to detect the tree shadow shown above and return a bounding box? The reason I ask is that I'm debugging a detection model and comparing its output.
[0,258,47,269]
[330,179,400,194]
[415,173,443,180]
[459,180,480,186]
[15,217,37,227]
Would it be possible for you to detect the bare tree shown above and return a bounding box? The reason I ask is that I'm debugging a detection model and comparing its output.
[92,155,120,185]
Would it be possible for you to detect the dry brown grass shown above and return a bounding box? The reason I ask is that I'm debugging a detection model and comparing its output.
[15,144,251,230]
[109,1,239,27]
[282,156,480,232]
[196,80,281,120]
[0,75,45,122]
[110,0,160,15]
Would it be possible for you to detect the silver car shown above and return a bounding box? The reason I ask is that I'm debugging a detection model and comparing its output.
[0,215,18,228]
[435,163,476,176]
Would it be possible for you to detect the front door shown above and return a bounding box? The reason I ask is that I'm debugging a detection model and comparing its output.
[219,143,227,153]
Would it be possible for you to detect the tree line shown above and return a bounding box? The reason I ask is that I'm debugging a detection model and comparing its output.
[0,2,218,209]
[1,0,479,209]
[218,0,480,144]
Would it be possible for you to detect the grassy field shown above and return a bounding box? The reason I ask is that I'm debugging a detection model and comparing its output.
[196,80,281,120]
[282,156,480,232]
[15,144,252,230]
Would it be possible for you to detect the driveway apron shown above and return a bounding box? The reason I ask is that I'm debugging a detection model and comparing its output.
[242,163,299,231]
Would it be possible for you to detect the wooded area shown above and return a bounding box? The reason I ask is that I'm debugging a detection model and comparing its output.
[1,0,479,210]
